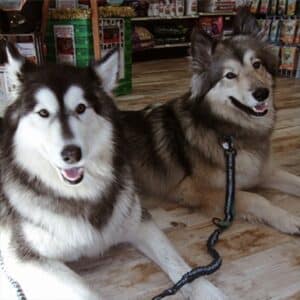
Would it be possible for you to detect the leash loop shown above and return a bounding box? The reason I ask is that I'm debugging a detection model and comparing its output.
[152,135,236,300]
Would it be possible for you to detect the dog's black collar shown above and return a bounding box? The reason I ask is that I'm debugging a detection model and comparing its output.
[229,96,268,117]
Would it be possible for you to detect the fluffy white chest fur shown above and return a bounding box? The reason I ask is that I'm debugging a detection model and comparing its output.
[4,180,141,262]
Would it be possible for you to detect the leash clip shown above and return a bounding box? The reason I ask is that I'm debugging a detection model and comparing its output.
[221,135,237,156]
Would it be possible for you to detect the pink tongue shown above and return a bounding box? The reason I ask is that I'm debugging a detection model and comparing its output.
[62,168,83,181]
[255,103,267,111]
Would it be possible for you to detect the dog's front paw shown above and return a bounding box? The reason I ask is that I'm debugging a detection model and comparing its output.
[188,279,227,300]
[274,213,300,235]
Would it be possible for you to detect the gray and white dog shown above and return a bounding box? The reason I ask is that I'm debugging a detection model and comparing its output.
[120,8,300,236]
[0,43,226,300]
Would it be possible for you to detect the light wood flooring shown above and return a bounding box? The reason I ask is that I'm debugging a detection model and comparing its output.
[74,58,300,300]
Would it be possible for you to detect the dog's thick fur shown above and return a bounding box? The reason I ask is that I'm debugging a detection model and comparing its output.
[121,9,300,235]
[0,43,226,299]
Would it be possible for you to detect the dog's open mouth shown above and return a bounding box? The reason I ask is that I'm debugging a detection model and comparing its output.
[229,96,268,117]
[60,167,84,185]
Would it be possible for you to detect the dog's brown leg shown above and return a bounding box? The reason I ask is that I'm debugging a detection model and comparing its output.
[260,169,300,197]
[175,178,300,235]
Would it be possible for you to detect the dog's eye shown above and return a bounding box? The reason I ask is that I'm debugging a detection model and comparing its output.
[38,109,50,118]
[253,61,261,69]
[76,103,86,114]
[225,72,237,79]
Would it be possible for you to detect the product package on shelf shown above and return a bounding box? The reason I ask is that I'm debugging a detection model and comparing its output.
[176,0,185,16]
[250,0,299,15]
[287,0,298,15]
[296,53,300,77]
[278,0,287,15]
[0,67,12,115]
[152,24,188,45]
[45,9,93,67]
[199,0,235,13]
[99,18,132,96]
[0,33,43,113]
[0,0,26,10]
[250,0,260,14]
[55,0,79,8]
[270,0,278,15]
[279,46,299,77]
[257,14,300,78]
[259,0,270,14]
[198,17,224,38]
[280,18,297,44]
[269,19,280,42]
[132,26,154,50]
[258,18,272,40]
[295,20,300,43]
[98,6,136,17]
[186,0,197,15]
[147,0,185,17]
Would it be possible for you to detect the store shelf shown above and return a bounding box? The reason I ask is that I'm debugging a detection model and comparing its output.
[153,42,190,49]
[133,42,190,52]
[198,11,236,16]
[131,12,235,21]
[132,15,199,21]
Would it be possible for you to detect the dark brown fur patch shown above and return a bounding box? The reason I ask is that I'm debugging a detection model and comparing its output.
[141,208,152,221]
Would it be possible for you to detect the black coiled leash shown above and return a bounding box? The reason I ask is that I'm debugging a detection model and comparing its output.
[152,135,237,300]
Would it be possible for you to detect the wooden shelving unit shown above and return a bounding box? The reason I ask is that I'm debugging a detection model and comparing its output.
[131,11,235,53]
[132,12,235,22]
[132,15,199,21]
[153,42,190,49]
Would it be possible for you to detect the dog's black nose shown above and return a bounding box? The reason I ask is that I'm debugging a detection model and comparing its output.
[61,145,82,164]
[252,88,269,102]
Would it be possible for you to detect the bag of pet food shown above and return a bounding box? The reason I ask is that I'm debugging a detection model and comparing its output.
[280,46,298,71]
[280,19,297,44]
[260,0,270,14]
[251,0,260,14]
[175,0,184,16]
[270,0,278,14]
[269,19,280,42]
[294,20,300,43]
[296,54,300,78]
[258,19,272,41]
[277,0,287,15]
[287,0,297,15]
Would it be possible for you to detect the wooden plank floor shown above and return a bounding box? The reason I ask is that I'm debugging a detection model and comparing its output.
[74,58,300,300]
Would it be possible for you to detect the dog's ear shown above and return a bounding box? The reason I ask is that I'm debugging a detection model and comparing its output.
[233,6,261,37]
[1,40,25,91]
[93,48,119,94]
[191,27,214,73]
[190,28,214,99]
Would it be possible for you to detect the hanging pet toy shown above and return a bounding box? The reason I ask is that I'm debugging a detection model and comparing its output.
[152,135,237,300]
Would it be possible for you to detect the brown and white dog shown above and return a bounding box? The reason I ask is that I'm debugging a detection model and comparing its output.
[120,8,300,236]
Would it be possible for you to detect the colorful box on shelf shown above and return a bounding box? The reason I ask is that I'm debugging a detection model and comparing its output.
[45,13,94,67]
[99,17,132,96]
